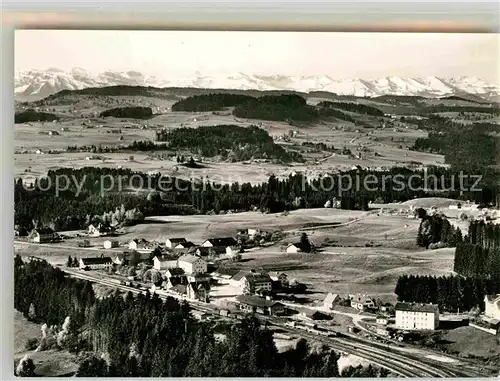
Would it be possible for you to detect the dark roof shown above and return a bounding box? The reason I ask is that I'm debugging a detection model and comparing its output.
[167,268,185,276]
[324,293,340,304]
[351,294,374,304]
[236,295,283,308]
[120,252,151,261]
[232,270,251,282]
[243,273,272,284]
[171,284,187,294]
[303,310,329,320]
[395,302,439,314]
[168,277,186,287]
[197,246,226,255]
[168,238,188,244]
[81,257,113,265]
[176,241,196,248]
[205,237,238,247]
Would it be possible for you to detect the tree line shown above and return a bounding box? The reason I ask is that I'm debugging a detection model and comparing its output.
[415,209,463,249]
[99,106,153,119]
[155,125,304,162]
[453,222,500,278]
[394,274,500,312]
[15,166,498,233]
[15,110,59,123]
[233,94,319,122]
[411,115,500,172]
[14,256,387,377]
[317,101,385,117]
[171,93,255,112]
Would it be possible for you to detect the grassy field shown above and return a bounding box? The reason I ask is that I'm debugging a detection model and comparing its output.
[440,326,500,362]
[14,94,446,181]
[14,206,455,302]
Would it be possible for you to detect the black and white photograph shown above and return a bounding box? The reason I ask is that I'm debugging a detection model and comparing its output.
[12,28,500,377]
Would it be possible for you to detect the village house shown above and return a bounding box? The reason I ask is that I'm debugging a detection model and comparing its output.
[163,276,187,291]
[286,243,302,254]
[103,240,119,249]
[165,267,185,279]
[202,237,238,255]
[323,293,341,310]
[395,302,440,330]
[178,254,207,275]
[29,228,58,243]
[235,295,285,316]
[186,272,212,283]
[112,254,128,265]
[79,255,113,271]
[211,268,240,282]
[484,294,500,319]
[165,238,188,249]
[237,228,260,238]
[300,309,331,321]
[196,246,226,257]
[187,282,211,302]
[153,256,178,271]
[350,294,377,311]
[268,271,288,284]
[88,223,114,237]
[230,270,250,285]
[174,241,196,250]
[128,239,155,253]
[240,272,273,294]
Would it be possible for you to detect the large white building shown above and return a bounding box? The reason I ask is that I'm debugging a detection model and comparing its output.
[484,294,500,319]
[178,254,207,275]
[395,302,440,330]
[153,256,178,271]
[240,273,273,294]
[79,256,113,271]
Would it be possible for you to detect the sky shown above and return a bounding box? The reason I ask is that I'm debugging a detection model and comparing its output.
[15,30,500,83]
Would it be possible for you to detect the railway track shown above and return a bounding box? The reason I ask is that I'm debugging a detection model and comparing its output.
[63,269,489,378]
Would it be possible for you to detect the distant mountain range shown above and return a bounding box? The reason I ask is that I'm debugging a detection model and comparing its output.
[14,67,500,101]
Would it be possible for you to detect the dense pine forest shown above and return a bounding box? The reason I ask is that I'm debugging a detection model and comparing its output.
[453,222,500,278]
[394,274,500,313]
[170,93,319,122]
[99,106,153,119]
[415,209,463,249]
[14,257,388,377]
[411,116,499,171]
[171,94,255,112]
[14,166,498,233]
[233,94,319,122]
[396,221,500,311]
[317,101,385,117]
[155,125,304,162]
[15,110,59,123]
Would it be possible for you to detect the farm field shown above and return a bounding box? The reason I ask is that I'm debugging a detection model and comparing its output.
[14,204,458,302]
[14,92,448,182]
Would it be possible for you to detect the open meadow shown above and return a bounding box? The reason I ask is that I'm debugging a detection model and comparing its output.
[14,91,449,182]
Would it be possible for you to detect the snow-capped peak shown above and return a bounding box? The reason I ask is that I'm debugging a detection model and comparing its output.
[14,67,500,101]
